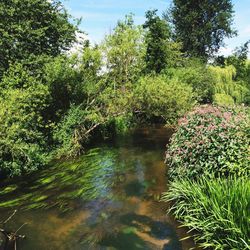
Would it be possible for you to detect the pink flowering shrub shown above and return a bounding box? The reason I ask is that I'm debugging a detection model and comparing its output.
[166,105,250,180]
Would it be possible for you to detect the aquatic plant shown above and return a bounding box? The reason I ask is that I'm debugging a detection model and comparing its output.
[0,148,131,211]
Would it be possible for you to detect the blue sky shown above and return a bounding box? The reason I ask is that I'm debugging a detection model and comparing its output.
[62,0,250,56]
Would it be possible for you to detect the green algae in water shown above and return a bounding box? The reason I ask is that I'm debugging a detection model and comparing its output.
[0,185,17,195]
[0,147,134,211]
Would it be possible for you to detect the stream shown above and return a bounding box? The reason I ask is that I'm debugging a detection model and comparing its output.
[0,126,197,250]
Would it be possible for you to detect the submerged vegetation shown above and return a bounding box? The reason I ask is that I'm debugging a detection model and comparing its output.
[0,0,250,249]
[0,148,127,211]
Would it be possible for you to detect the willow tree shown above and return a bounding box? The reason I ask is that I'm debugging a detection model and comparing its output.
[209,65,249,104]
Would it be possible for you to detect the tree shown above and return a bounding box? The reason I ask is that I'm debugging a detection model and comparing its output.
[226,41,250,80]
[143,10,182,74]
[169,0,236,60]
[102,14,145,89]
[0,0,79,78]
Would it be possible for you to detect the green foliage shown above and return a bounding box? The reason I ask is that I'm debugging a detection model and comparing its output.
[41,44,103,120]
[102,14,145,87]
[162,177,250,250]
[226,41,250,81]
[209,65,249,105]
[79,42,103,84]
[54,85,134,158]
[0,65,50,177]
[164,59,214,103]
[166,105,250,180]
[143,10,182,73]
[0,5,248,181]
[53,105,89,158]
[169,0,236,59]
[133,76,195,123]
[0,0,78,78]
[98,86,133,135]
[43,55,85,120]
[213,93,235,106]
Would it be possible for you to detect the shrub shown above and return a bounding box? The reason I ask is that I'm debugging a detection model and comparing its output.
[213,93,234,106]
[53,88,133,158]
[133,75,195,124]
[53,104,106,158]
[165,105,250,180]
[164,61,214,103]
[161,177,250,250]
[0,84,50,177]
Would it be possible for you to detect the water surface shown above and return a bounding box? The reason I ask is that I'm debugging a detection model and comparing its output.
[0,126,196,250]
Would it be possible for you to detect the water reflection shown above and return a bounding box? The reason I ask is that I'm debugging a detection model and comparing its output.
[0,126,196,250]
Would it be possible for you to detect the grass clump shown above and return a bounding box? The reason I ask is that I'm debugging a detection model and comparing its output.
[162,177,250,250]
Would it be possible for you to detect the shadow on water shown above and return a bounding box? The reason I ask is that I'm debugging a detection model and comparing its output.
[0,125,197,250]
[97,212,182,250]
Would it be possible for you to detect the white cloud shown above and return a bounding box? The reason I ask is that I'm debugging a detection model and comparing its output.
[217,47,234,57]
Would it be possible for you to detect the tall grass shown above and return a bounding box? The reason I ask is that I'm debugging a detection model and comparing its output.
[161,177,250,249]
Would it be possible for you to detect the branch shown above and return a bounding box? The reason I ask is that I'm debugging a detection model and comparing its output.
[1,210,17,226]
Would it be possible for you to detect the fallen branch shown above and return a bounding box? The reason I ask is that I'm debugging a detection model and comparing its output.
[1,210,17,227]
[0,211,26,250]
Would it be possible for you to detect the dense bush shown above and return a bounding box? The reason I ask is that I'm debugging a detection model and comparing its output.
[162,177,250,249]
[0,75,50,177]
[53,105,90,158]
[213,93,235,106]
[164,60,214,103]
[133,76,195,123]
[165,105,250,180]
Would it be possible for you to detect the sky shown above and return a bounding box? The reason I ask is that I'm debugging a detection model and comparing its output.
[62,0,250,56]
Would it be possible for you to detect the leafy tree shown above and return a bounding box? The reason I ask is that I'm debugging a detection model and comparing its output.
[102,14,145,89]
[79,42,103,85]
[143,10,182,73]
[0,0,79,78]
[43,43,103,120]
[226,41,250,80]
[169,0,236,59]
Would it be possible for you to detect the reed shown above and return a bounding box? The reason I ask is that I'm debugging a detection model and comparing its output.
[162,177,250,249]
